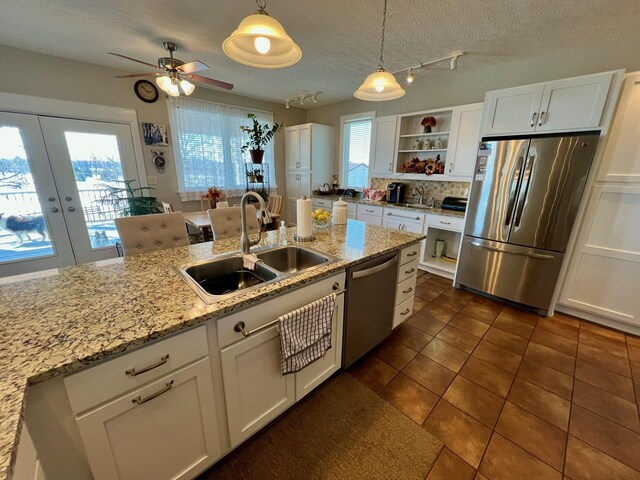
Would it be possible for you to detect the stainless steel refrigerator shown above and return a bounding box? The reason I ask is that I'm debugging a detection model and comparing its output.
[456,132,599,314]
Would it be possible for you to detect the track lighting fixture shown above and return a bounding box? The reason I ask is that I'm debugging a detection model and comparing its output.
[406,68,415,85]
[450,56,458,70]
[284,91,321,108]
[285,99,290,109]
[389,51,464,88]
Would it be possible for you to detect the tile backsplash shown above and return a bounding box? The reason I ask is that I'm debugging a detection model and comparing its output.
[370,178,470,206]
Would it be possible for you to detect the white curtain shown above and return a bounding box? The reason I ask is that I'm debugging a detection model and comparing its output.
[167,97,276,201]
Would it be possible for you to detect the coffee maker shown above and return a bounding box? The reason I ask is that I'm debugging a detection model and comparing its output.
[386,182,406,204]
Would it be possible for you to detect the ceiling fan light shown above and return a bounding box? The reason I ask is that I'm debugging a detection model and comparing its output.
[180,79,195,95]
[166,79,180,97]
[223,13,302,68]
[354,69,405,101]
[155,75,173,92]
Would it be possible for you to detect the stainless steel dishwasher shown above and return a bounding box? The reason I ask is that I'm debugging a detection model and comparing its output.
[342,252,399,368]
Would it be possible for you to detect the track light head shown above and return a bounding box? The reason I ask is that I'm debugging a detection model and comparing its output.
[312,92,319,103]
[285,99,290,109]
[406,69,415,85]
[299,96,305,106]
[450,56,458,70]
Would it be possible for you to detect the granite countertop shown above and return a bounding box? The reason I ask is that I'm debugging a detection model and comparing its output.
[0,223,424,479]
[311,194,466,219]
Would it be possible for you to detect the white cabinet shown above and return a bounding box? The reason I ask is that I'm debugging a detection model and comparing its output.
[75,358,221,480]
[14,425,46,480]
[483,71,614,136]
[392,245,421,328]
[370,116,398,176]
[356,203,384,226]
[447,103,484,177]
[382,208,425,234]
[420,213,464,281]
[285,123,333,224]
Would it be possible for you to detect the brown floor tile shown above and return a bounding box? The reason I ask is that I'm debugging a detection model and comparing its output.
[430,274,454,286]
[525,342,576,376]
[580,330,629,357]
[426,448,476,480]
[551,312,582,328]
[629,344,640,364]
[632,361,640,383]
[413,296,430,314]
[421,338,469,373]
[475,474,489,480]
[441,286,475,302]
[436,325,481,353]
[575,359,636,403]
[415,274,429,286]
[407,311,448,336]
[498,305,539,326]
[573,380,640,433]
[468,295,505,311]
[459,355,515,398]
[380,373,439,425]
[421,304,458,323]
[472,340,522,374]
[422,400,493,468]
[460,302,500,325]
[373,337,418,370]
[508,378,570,430]
[570,404,640,471]
[479,433,562,480]
[415,284,441,302]
[443,376,504,428]
[578,342,631,378]
[449,313,491,337]
[495,402,567,471]
[493,313,535,339]
[430,294,469,313]
[389,323,433,352]
[581,321,627,343]
[537,317,580,341]
[517,358,574,401]
[627,335,640,348]
[348,355,398,393]
[565,435,640,480]
[531,328,578,356]
[483,326,529,355]
[403,354,456,396]
[420,279,450,294]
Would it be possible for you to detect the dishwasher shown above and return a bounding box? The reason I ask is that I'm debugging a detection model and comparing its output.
[342,251,399,368]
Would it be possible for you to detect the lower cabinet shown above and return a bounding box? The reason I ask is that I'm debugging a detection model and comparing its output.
[74,358,221,480]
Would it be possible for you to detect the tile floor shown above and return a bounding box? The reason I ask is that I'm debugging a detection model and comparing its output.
[348,270,640,480]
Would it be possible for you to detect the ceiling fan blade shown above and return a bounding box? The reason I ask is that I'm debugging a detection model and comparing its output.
[108,52,158,69]
[187,74,234,91]
[114,72,157,78]
[178,60,209,74]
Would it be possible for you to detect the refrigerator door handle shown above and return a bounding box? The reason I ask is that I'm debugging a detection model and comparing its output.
[504,155,526,227]
[514,155,535,227]
[470,240,555,260]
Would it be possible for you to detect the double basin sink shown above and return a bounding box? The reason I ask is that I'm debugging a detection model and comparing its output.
[177,245,338,303]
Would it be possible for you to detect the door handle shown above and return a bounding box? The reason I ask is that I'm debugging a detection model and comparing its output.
[439,220,451,225]
[505,154,526,227]
[50,207,59,213]
[131,380,174,405]
[530,112,538,127]
[388,163,392,172]
[404,267,416,274]
[125,354,170,376]
[65,196,72,201]
[352,256,397,279]
[514,155,535,227]
[400,308,411,316]
[470,240,554,259]
[538,111,546,126]
[406,250,418,257]
[402,287,413,294]
[48,197,56,202]
[67,206,76,212]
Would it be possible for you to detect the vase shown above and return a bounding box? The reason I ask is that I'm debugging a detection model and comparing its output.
[423,126,432,133]
[250,149,264,164]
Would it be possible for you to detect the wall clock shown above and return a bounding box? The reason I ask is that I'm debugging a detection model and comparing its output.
[134,80,159,103]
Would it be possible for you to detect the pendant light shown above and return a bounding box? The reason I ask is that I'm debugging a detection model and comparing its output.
[354,0,405,101]
[223,0,302,69]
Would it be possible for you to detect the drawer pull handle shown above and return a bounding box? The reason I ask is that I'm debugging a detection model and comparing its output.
[404,268,416,274]
[132,380,174,405]
[125,354,169,377]
[400,308,411,316]
[439,221,451,225]
[406,251,418,257]
[402,287,413,294]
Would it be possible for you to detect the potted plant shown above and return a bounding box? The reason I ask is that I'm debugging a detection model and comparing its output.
[206,186,224,208]
[96,179,161,217]
[421,116,437,133]
[247,169,257,183]
[240,113,283,164]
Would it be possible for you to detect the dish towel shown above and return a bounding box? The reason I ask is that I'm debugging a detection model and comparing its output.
[277,293,336,375]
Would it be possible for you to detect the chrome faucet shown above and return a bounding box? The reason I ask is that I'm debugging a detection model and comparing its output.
[413,186,426,204]
[240,192,271,255]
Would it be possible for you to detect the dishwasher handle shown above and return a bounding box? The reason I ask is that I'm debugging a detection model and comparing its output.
[352,256,397,279]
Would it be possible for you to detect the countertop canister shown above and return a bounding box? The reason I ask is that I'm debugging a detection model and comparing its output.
[332,197,348,225]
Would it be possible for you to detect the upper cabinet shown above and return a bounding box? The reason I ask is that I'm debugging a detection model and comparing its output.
[483,71,614,136]
[369,116,398,175]
[447,103,484,178]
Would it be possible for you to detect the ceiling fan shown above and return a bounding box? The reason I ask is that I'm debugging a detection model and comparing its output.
[109,42,234,96]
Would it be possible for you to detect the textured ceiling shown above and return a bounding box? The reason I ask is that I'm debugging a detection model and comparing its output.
[1,0,639,107]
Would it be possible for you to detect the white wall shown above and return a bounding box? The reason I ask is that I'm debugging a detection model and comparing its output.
[306,33,640,177]
[0,44,306,211]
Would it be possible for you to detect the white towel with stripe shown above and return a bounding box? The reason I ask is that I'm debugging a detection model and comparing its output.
[277,293,336,375]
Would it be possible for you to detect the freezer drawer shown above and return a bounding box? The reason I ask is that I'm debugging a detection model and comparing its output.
[456,236,564,313]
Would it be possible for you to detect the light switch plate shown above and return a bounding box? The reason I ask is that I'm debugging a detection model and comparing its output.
[147,175,158,185]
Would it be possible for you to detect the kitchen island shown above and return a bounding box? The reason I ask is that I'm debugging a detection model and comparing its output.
[0,222,423,479]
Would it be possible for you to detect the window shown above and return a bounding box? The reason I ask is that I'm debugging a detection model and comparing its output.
[340,113,373,189]
[168,97,276,201]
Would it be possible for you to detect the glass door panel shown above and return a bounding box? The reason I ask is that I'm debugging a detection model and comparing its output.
[0,113,75,276]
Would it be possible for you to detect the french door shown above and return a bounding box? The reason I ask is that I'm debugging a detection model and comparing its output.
[0,112,141,277]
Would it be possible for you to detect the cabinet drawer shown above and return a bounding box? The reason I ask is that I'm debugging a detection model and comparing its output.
[426,214,465,232]
[65,326,207,415]
[393,296,414,329]
[217,273,345,349]
[383,208,425,225]
[400,244,421,265]
[312,198,332,209]
[398,256,419,283]
[356,213,383,226]
[357,204,383,217]
[396,275,417,306]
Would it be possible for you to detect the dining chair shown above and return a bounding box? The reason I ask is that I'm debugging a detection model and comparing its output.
[265,194,283,229]
[200,193,227,211]
[208,206,260,241]
[115,212,190,256]
[161,201,175,213]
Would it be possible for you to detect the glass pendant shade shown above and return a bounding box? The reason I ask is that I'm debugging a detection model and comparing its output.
[223,12,302,68]
[155,75,172,92]
[180,79,195,95]
[354,69,405,101]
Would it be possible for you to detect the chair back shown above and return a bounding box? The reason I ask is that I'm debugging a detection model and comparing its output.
[208,206,259,241]
[161,201,174,213]
[115,212,189,256]
[267,194,283,215]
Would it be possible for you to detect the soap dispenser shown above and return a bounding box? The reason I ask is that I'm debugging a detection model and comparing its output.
[279,220,288,245]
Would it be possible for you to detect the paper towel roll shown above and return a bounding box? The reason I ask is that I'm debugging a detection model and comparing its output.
[296,197,313,238]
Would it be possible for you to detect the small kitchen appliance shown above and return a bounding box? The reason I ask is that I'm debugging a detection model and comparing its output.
[386,182,406,204]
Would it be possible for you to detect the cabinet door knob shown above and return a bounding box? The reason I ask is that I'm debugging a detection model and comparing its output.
[67,206,76,212]
[50,207,59,213]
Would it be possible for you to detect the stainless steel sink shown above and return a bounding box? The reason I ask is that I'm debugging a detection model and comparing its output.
[257,246,331,274]
[177,246,338,303]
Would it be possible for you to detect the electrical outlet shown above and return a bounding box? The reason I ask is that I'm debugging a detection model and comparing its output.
[147,175,158,185]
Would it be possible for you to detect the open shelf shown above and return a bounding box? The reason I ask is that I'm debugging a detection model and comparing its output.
[400,131,450,138]
[422,256,457,275]
[398,149,448,153]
